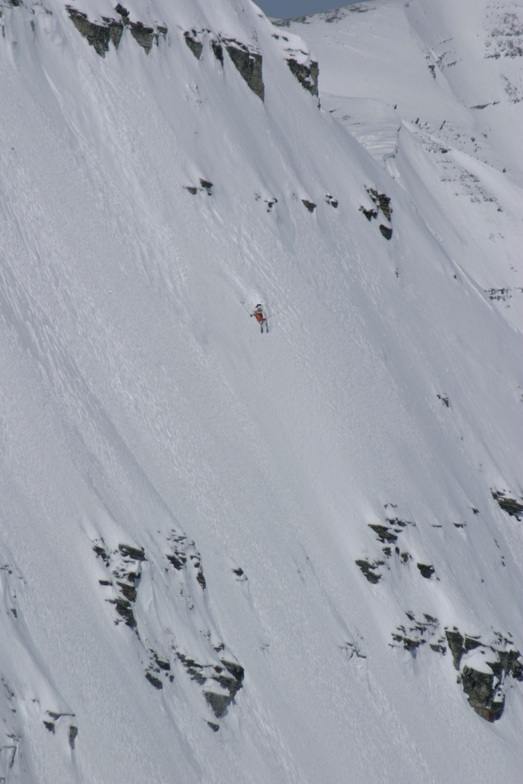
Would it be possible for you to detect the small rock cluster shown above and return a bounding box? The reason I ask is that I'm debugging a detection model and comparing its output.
[491,489,523,520]
[92,530,244,727]
[360,187,393,239]
[355,512,435,584]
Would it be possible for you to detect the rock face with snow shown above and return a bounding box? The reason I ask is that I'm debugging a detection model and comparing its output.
[0,1,522,782]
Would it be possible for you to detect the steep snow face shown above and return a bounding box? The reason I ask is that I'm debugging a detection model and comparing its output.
[0,1,522,783]
[283,0,523,332]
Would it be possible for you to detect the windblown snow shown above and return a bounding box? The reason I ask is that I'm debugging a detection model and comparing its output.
[0,0,522,782]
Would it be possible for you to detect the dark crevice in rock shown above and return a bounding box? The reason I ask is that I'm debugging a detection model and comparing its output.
[212,40,224,65]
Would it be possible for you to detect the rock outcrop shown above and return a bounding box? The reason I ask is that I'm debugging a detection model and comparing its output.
[360,187,393,240]
[223,38,265,101]
[286,56,319,98]
[92,530,244,727]
[446,628,522,721]
[66,5,167,56]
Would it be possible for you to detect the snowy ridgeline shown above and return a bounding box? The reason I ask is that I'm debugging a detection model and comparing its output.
[0,0,523,782]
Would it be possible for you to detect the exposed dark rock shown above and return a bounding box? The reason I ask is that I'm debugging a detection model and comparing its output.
[93,540,110,565]
[129,21,155,54]
[199,178,214,194]
[286,57,319,97]
[43,721,55,733]
[265,197,278,212]
[109,596,136,628]
[118,544,146,561]
[68,725,78,749]
[145,671,163,690]
[116,580,137,602]
[437,394,450,407]
[325,194,338,208]
[369,524,398,544]
[461,665,504,721]
[361,187,393,239]
[184,31,203,60]
[223,39,264,100]
[203,660,244,718]
[176,651,244,718]
[196,569,207,590]
[203,690,230,718]
[152,654,171,672]
[166,529,207,589]
[355,558,384,584]
[211,40,224,65]
[417,563,435,579]
[222,660,245,687]
[302,199,316,213]
[66,6,165,56]
[445,629,481,669]
[360,206,378,221]
[492,489,523,519]
[184,186,198,195]
[207,721,220,732]
[66,7,123,56]
[357,514,417,585]
[368,188,392,220]
[391,612,442,655]
[444,627,522,721]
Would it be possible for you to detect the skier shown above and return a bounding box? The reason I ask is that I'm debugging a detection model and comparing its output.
[251,303,268,333]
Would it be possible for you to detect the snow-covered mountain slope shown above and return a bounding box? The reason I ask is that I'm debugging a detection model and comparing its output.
[0,1,522,782]
[283,0,523,332]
